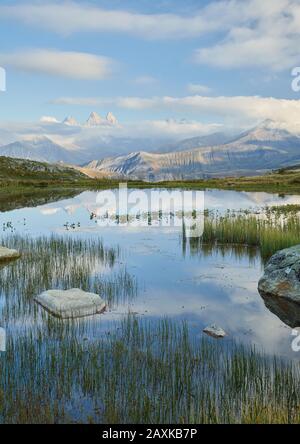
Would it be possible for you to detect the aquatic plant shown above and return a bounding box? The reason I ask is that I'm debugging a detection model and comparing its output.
[0,234,137,325]
[0,317,299,424]
[185,210,300,261]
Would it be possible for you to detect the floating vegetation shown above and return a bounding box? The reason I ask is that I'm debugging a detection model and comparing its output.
[183,210,300,261]
[0,317,300,424]
[265,204,300,216]
[63,222,81,231]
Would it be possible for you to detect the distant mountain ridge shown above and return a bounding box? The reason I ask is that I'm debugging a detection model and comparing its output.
[86,111,118,127]
[41,111,119,127]
[84,121,300,181]
[158,131,235,153]
[2,120,300,180]
[0,136,84,164]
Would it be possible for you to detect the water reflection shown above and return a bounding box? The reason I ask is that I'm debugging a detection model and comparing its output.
[182,235,259,263]
[260,293,300,329]
[0,188,82,213]
[0,188,299,357]
[0,236,137,336]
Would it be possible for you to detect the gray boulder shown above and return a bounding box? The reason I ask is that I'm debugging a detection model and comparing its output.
[35,288,106,319]
[258,245,300,304]
[258,245,300,327]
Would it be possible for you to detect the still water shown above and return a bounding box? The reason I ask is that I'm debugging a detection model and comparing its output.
[1,188,300,358]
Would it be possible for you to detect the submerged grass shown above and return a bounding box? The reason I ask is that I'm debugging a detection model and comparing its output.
[0,234,137,323]
[185,210,300,261]
[0,316,300,424]
[0,206,299,423]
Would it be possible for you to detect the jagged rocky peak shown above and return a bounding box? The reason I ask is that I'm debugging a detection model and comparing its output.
[63,116,78,126]
[86,111,118,126]
[86,111,105,127]
[106,112,118,125]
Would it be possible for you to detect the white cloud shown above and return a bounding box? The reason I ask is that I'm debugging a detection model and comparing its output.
[0,116,223,145]
[2,1,300,70]
[187,83,212,94]
[40,116,60,123]
[194,0,300,71]
[52,94,300,129]
[0,49,114,80]
[141,119,222,137]
[40,208,61,216]
[53,96,157,109]
[52,97,109,107]
[0,1,229,39]
[75,118,222,140]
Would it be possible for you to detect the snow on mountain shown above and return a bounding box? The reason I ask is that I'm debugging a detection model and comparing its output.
[3,119,300,175]
[63,116,79,126]
[85,111,118,127]
[86,112,106,127]
[106,112,118,125]
[38,112,119,128]
[0,136,84,164]
[84,120,300,181]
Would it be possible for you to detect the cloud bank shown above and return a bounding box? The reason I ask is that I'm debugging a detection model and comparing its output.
[52,94,300,129]
[0,49,114,80]
[1,0,300,70]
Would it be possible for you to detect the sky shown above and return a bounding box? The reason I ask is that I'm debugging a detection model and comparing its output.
[1,0,300,140]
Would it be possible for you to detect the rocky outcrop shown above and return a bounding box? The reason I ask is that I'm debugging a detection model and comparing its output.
[86,112,105,127]
[106,112,118,125]
[258,245,300,327]
[258,245,300,304]
[261,293,300,328]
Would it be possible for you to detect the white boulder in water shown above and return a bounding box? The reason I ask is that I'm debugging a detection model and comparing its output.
[0,328,5,352]
[0,246,20,261]
[203,325,227,339]
[35,288,106,319]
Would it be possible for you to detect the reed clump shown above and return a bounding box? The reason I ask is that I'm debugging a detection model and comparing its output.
[0,317,300,424]
[0,234,137,324]
[188,211,300,260]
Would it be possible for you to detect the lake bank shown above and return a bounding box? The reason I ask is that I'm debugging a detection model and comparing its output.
[2,165,300,197]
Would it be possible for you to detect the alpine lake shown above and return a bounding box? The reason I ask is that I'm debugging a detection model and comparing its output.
[1,187,300,424]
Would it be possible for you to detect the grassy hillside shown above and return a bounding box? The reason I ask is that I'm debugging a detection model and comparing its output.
[2,155,300,196]
[0,156,86,182]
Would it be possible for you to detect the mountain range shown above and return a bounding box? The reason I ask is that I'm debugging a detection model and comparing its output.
[1,119,300,181]
[83,120,300,181]
[157,131,235,153]
[0,136,85,164]
[44,111,119,127]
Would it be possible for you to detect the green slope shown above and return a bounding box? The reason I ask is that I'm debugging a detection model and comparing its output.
[0,156,86,182]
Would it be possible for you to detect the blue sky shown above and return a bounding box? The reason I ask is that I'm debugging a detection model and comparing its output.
[0,0,300,137]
